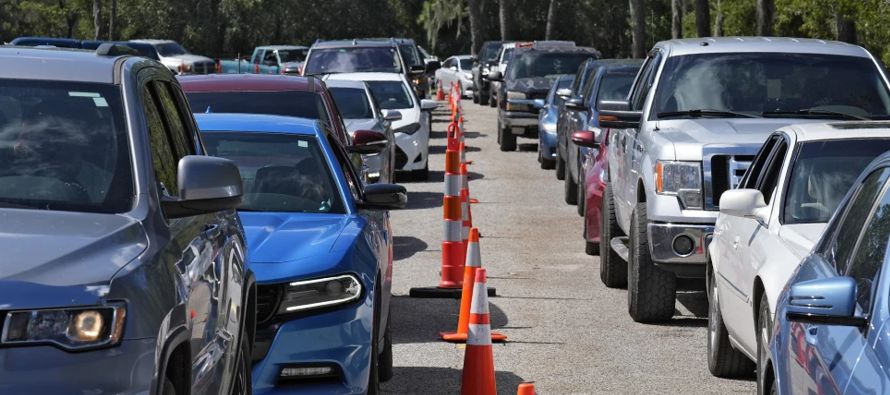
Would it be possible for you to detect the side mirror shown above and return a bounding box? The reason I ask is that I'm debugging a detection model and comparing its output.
[532,99,545,110]
[349,130,388,154]
[597,100,641,129]
[556,88,573,98]
[571,130,600,148]
[565,97,586,111]
[787,277,867,327]
[383,110,402,122]
[719,189,769,223]
[162,156,243,219]
[420,99,439,111]
[409,64,425,74]
[425,60,441,73]
[360,183,407,210]
[487,71,502,81]
[449,66,458,71]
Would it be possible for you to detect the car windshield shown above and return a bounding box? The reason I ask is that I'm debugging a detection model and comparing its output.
[330,87,374,119]
[597,70,637,101]
[399,44,422,67]
[366,80,413,110]
[278,49,307,63]
[481,43,501,62]
[186,91,325,120]
[653,53,890,120]
[202,132,345,214]
[0,79,132,213]
[155,42,187,56]
[304,47,402,75]
[784,139,890,224]
[508,52,593,79]
[459,58,472,70]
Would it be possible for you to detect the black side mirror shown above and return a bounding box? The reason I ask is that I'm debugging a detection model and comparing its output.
[425,60,441,73]
[360,183,407,210]
[409,64,425,74]
[597,100,642,129]
[565,97,586,111]
[162,156,243,218]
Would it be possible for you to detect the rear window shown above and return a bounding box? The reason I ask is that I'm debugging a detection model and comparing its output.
[304,47,402,75]
[186,91,325,120]
[508,52,594,80]
[329,87,374,119]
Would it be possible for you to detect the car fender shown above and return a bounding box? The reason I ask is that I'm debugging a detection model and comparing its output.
[151,304,190,395]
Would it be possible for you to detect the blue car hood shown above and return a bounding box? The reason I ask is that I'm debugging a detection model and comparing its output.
[240,212,360,283]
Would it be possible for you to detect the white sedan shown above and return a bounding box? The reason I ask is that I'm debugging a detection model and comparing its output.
[707,123,890,380]
[324,72,438,180]
[435,55,474,98]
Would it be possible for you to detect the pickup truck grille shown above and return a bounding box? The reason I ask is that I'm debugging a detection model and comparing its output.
[706,154,754,210]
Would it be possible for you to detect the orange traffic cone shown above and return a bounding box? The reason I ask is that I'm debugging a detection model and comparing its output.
[460,268,497,395]
[441,229,506,343]
[437,80,445,101]
[516,382,536,395]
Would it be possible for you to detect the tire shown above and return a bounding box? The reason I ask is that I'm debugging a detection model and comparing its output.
[498,121,517,152]
[540,151,555,170]
[230,326,253,395]
[583,202,599,256]
[599,185,626,288]
[480,90,490,105]
[757,293,773,393]
[161,377,176,395]
[627,202,677,323]
[555,154,566,181]
[472,89,480,103]
[707,264,755,378]
[564,168,578,205]
[489,88,497,107]
[379,313,394,382]
[368,288,382,395]
[576,170,585,216]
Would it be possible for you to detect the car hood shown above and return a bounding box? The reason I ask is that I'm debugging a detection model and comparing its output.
[505,76,559,95]
[0,209,147,307]
[656,118,824,161]
[779,223,827,259]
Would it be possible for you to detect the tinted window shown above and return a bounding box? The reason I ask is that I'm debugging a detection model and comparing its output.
[304,47,402,75]
[399,44,422,67]
[186,91,325,119]
[330,87,374,119]
[847,181,890,315]
[202,132,344,214]
[480,43,501,63]
[630,52,661,111]
[653,53,890,119]
[459,58,472,70]
[152,81,194,158]
[0,79,132,213]
[155,42,187,56]
[596,70,637,102]
[278,49,307,63]
[366,81,413,110]
[758,141,787,203]
[784,139,890,224]
[143,86,179,197]
[507,52,593,79]
[742,136,779,189]
[831,168,890,272]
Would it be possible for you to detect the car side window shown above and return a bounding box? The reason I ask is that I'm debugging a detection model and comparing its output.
[327,134,362,202]
[263,50,277,66]
[151,81,195,159]
[755,139,787,204]
[629,52,662,111]
[141,85,178,197]
[845,178,890,315]
[741,135,779,189]
[829,168,890,273]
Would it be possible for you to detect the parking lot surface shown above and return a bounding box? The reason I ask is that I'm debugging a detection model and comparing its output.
[381,100,756,394]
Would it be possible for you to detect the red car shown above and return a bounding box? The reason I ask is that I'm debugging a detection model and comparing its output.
[578,128,610,256]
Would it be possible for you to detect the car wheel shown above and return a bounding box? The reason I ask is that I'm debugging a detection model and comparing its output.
[480,90,489,105]
[230,325,253,395]
[379,312,393,382]
[576,170,586,216]
[757,293,773,393]
[599,185,626,287]
[555,154,566,181]
[583,201,599,256]
[368,287,382,395]
[707,264,755,378]
[162,377,176,395]
[564,168,578,205]
[540,147,555,169]
[472,87,480,103]
[498,122,517,151]
[489,89,497,107]
[627,202,677,323]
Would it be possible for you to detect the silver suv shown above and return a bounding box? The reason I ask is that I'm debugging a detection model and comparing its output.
[597,37,890,322]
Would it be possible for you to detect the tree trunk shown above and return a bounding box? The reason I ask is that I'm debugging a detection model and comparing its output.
[695,0,710,37]
[836,13,857,43]
[92,0,102,40]
[499,0,510,40]
[629,0,646,58]
[467,0,483,54]
[756,0,774,36]
[545,0,558,40]
[108,0,116,40]
[714,0,723,36]
[671,0,683,39]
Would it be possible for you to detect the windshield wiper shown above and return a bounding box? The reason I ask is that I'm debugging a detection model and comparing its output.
[762,109,869,121]
[657,109,757,119]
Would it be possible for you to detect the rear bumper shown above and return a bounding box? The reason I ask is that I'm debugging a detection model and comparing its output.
[647,223,713,278]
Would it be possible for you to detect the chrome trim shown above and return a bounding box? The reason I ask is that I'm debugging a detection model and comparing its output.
[701,146,759,210]
[647,223,715,264]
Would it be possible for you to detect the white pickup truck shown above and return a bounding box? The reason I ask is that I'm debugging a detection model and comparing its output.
[597,37,890,323]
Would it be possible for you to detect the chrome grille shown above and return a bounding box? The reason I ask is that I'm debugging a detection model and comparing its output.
[705,154,754,210]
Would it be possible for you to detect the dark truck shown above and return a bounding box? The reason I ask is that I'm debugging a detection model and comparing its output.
[490,44,599,151]
[471,40,503,105]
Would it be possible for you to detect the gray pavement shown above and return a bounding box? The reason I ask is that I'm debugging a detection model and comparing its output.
[381,100,755,394]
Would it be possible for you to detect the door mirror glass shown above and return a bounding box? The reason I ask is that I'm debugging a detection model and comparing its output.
[360,183,407,210]
[162,156,243,218]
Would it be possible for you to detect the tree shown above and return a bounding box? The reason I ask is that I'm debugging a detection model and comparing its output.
[467,0,483,54]
[545,0,557,40]
[108,0,116,40]
[671,0,683,39]
[629,0,645,58]
[756,0,774,36]
[499,0,510,40]
[92,0,101,39]
[695,0,710,37]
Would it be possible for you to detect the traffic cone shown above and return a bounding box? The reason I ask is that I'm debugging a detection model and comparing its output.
[437,80,445,101]
[460,162,471,249]
[460,268,497,395]
[516,382,536,395]
[441,229,506,343]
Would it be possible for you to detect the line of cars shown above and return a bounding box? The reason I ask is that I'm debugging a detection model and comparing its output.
[0,35,442,394]
[519,36,890,393]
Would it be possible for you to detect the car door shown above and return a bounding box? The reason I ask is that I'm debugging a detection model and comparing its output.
[721,135,788,352]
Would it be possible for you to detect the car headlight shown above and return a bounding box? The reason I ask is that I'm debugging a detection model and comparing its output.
[278,275,362,313]
[394,122,421,135]
[1,304,126,351]
[506,91,528,111]
[655,161,703,209]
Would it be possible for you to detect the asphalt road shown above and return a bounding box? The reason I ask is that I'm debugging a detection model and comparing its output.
[381,100,756,394]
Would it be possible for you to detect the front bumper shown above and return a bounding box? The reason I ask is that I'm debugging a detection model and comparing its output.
[252,302,374,395]
[647,223,714,278]
[0,338,157,393]
[500,111,539,137]
[393,121,430,172]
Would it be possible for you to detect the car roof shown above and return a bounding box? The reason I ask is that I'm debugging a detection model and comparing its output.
[514,46,600,57]
[130,39,176,45]
[256,45,308,50]
[322,78,367,89]
[785,122,890,142]
[657,37,871,58]
[178,74,320,93]
[323,72,404,82]
[195,113,321,136]
[10,36,82,48]
[311,39,398,49]
[453,55,473,60]
[0,46,129,83]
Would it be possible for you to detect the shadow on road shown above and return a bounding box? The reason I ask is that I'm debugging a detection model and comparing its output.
[381,366,525,395]
[517,143,538,152]
[426,170,484,183]
[428,144,481,155]
[393,236,429,261]
[403,191,442,210]
[430,130,486,140]
[388,295,509,345]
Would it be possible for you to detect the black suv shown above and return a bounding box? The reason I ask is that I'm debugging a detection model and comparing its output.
[471,40,504,105]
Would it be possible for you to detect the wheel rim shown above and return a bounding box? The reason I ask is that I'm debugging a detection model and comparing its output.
[708,271,719,353]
